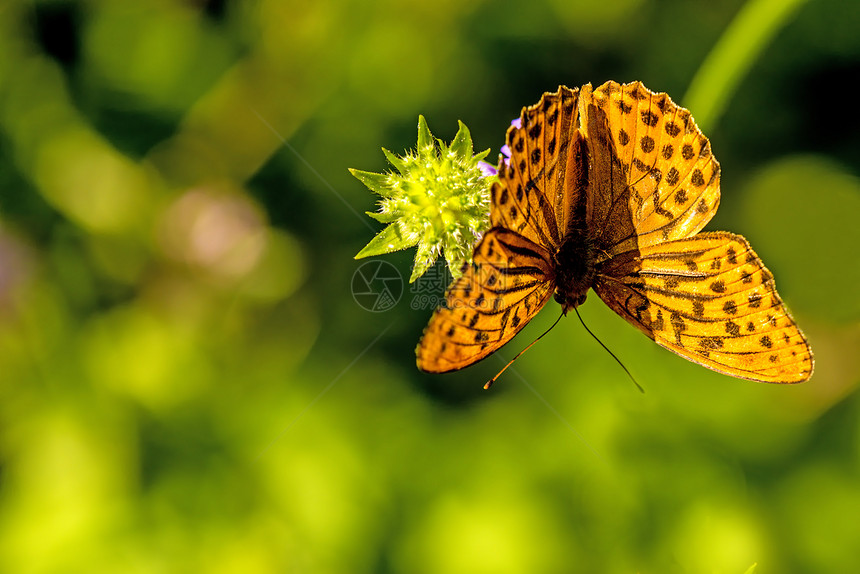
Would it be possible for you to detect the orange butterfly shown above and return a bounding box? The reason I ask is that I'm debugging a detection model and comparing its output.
[416,81,813,383]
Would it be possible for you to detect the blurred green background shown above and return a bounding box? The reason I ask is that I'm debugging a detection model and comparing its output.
[1,0,859,572]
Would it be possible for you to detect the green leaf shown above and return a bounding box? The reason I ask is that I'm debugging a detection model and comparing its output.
[443,246,467,279]
[349,169,393,197]
[743,564,758,574]
[473,147,491,163]
[683,0,809,132]
[409,256,434,283]
[417,115,433,151]
[434,137,449,156]
[450,120,473,159]
[355,223,415,259]
[410,239,439,283]
[382,148,408,174]
[366,211,398,224]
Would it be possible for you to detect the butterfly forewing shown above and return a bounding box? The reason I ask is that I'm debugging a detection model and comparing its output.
[583,81,721,257]
[416,228,555,373]
[594,232,813,383]
[417,88,581,373]
[493,87,582,252]
[528,86,582,239]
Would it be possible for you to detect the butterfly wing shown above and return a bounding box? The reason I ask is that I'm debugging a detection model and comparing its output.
[416,88,584,372]
[494,86,582,251]
[416,228,555,373]
[581,81,722,258]
[594,231,813,383]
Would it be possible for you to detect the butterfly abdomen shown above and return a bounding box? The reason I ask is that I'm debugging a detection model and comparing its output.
[553,226,596,312]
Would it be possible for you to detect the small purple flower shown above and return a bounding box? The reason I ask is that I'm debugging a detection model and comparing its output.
[478,118,521,177]
[478,161,497,177]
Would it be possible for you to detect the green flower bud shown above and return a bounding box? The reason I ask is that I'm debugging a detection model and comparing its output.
[352,116,495,283]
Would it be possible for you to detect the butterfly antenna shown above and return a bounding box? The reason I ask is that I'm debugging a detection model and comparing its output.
[484,311,565,390]
[574,307,645,394]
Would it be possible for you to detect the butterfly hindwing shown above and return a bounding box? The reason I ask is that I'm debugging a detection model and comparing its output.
[416,228,555,373]
[594,232,813,383]
[583,81,722,257]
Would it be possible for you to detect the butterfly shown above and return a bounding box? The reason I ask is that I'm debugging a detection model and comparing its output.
[415,81,813,383]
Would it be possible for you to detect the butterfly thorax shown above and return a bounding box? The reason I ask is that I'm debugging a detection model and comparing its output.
[553,226,596,314]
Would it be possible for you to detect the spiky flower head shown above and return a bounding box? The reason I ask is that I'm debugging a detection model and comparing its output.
[351,116,495,283]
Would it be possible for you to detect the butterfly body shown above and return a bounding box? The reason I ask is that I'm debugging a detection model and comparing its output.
[416,81,813,383]
[552,223,595,312]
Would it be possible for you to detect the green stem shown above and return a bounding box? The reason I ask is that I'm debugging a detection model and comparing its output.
[683,0,810,132]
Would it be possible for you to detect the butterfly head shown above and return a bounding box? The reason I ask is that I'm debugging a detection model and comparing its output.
[554,290,588,315]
